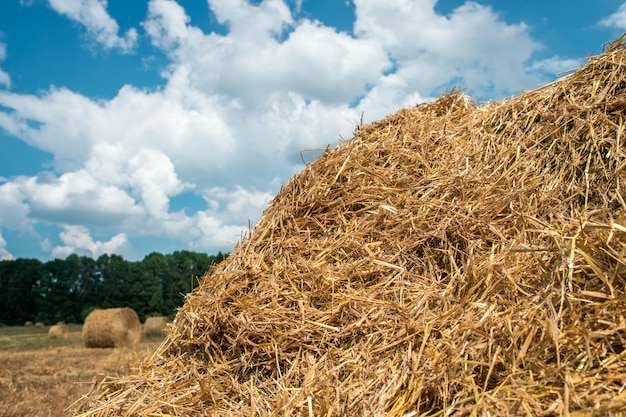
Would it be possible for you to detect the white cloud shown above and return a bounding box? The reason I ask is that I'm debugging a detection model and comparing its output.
[0,42,10,88]
[40,238,52,253]
[208,0,293,38]
[353,0,542,99]
[144,0,390,107]
[599,3,626,29]
[0,87,103,171]
[291,0,303,14]
[51,225,130,259]
[357,73,429,121]
[204,185,274,223]
[46,0,137,52]
[128,148,193,219]
[0,232,15,261]
[0,181,31,231]
[193,211,251,249]
[528,57,583,77]
[0,0,552,258]
[21,170,142,226]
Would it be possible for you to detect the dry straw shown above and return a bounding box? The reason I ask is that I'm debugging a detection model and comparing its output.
[48,323,69,339]
[81,308,141,349]
[143,316,171,337]
[74,37,626,416]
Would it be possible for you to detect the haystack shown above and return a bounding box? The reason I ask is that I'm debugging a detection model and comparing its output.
[48,323,69,339]
[81,308,141,348]
[75,39,626,416]
[143,316,170,336]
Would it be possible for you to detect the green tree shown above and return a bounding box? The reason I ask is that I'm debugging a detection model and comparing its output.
[96,254,164,321]
[141,252,171,316]
[0,250,227,325]
[69,254,99,311]
[162,250,219,314]
[127,262,163,320]
[0,258,45,325]
[96,253,132,308]
[37,257,83,324]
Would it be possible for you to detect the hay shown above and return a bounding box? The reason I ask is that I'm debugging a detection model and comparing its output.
[24,321,33,327]
[34,322,44,328]
[74,37,626,416]
[81,308,141,349]
[143,316,171,337]
[48,323,69,339]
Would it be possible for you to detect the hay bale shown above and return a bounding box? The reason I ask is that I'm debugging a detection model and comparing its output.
[143,316,170,337]
[48,323,69,339]
[82,308,141,348]
[34,321,44,328]
[75,37,626,416]
[24,321,33,327]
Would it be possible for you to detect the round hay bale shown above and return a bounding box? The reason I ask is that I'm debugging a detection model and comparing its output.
[24,321,33,327]
[34,321,44,328]
[48,323,69,339]
[82,308,141,348]
[143,316,170,337]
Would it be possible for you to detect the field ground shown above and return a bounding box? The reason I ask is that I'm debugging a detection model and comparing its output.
[0,324,164,417]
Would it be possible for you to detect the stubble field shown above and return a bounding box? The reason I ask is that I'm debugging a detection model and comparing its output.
[0,324,164,417]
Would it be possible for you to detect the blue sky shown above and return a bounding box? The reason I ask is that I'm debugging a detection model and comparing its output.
[0,0,625,261]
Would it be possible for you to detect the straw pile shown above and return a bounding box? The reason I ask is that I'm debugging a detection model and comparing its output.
[81,308,141,349]
[48,323,69,339]
[143,316,171,336]
[75,38,626,416]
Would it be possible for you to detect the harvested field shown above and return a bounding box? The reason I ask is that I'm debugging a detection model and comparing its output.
[0,324,163,417]
[76,38,626,416]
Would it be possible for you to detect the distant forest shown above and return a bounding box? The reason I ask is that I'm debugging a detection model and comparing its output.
[0,250,228,326]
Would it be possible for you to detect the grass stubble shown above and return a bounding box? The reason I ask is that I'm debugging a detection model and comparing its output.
[0,324,163,417]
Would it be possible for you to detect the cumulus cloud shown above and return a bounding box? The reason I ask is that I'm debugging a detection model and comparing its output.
[0,87,105,171]
[354,0,542,99]
[193,210,252,249]
[51,225,130,259]
[46,0,138,52]
[0,0,556,258]
[528,56,583,77]
[128,148,193,219]
[144,0,390,107]
[203,185,274,223]
[599,3,626,30]
[0,232,14,261]
[0,181,31,231]
[22,170,142,226]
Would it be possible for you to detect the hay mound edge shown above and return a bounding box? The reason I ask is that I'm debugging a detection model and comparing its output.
[74,38,626,416]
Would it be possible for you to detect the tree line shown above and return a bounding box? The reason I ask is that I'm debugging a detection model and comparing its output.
[0,250,228,326]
